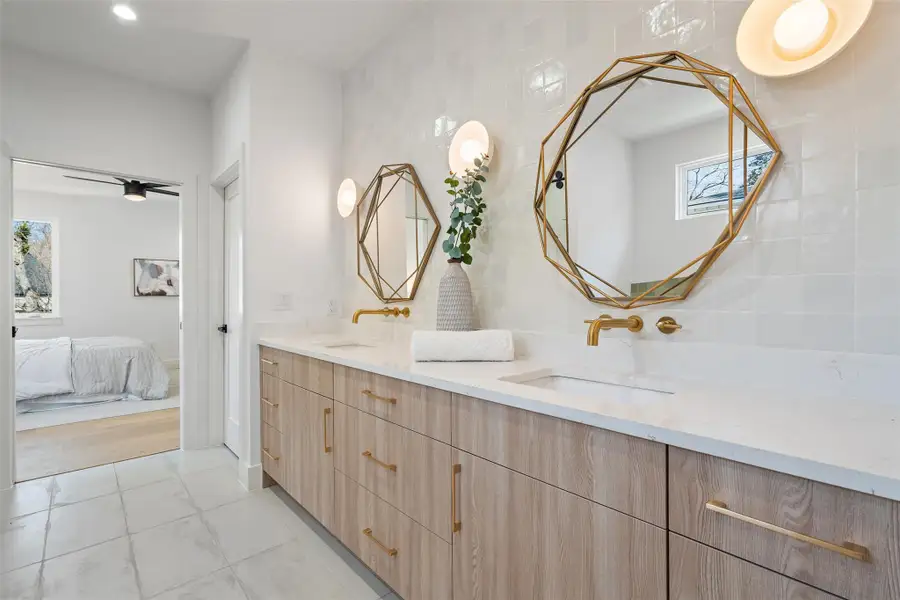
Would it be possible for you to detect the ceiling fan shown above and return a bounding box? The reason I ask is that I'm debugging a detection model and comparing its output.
[64,175,179,202]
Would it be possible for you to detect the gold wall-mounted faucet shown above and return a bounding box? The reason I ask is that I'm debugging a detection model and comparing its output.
[584,314,643,345]
[352,307,411,324]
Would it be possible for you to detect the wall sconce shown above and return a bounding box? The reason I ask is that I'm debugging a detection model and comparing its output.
[449,121,494,174]
[337,178,357,218]
[737,0,873,77]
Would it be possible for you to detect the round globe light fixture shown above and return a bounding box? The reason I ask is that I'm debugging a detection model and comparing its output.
[737,0,873,77]
[449,121,493,174]
[337,178,357,218]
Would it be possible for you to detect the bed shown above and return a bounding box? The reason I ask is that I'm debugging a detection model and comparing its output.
[15,336,170,413]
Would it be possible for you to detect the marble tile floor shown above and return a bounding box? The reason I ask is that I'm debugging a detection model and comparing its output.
[1,447,399,600]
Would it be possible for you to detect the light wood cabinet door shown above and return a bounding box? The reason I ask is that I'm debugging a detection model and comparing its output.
[452,449,666,600]
[670,533,841,600]
[333,402,452,541]
[333,470,451,600]
[283,384,334,528]
[669,447,900,600]
[333,365,451,443]
[453,393,666,526]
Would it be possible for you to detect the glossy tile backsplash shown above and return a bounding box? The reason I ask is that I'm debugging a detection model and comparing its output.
[342,1,900,355]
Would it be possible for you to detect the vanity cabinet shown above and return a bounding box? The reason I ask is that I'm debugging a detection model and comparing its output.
[283,385,334,528]
[669,534,841,600]
[451,448,667,600]
[669,446,900,600]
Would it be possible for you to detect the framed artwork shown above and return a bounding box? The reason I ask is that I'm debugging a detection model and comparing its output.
[134,258,180,297]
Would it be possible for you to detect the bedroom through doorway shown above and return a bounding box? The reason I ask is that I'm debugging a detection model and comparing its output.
[13,160,182,481]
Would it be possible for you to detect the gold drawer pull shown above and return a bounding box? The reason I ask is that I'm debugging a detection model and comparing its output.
[261,397,279,408]
[452,464,462,533]
[705,500,871,562]
[362,527,398,557]
[362,450,397,472]
[361,389,397,405]
[323,408,332,453]
[260,358,277,366]
[262,448,280,461]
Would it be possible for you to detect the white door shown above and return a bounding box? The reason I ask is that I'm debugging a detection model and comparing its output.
[1,149,14,488]
[223,180,241,455]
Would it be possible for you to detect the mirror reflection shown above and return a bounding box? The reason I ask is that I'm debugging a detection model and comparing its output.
[357,164,439,303]
[537,53,779,307]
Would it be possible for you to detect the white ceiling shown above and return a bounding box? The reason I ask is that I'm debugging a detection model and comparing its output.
[0,0,424,97]
[13,162,179,201]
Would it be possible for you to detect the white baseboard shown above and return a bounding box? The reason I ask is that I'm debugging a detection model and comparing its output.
[240,461,263,491]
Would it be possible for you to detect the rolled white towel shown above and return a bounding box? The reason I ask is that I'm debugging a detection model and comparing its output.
[411,330,515,362]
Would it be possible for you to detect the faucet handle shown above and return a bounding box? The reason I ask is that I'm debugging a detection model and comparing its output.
[656,316,682,335]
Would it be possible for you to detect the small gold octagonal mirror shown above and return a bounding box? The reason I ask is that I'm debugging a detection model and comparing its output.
[357,163,440,303]
[534,52,781,308]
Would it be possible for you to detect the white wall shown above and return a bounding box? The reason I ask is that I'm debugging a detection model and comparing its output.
[341,1,900,355]
[14,189,180,360]
[0,46,215,488]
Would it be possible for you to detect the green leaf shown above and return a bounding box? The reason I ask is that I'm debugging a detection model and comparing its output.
[450,208,460,219]
[460,229,471,243]
[473,217,482,226]
[446,227,457,235]
[460,242,470,253]
[443,177,452,184]
[450,180,459,188]
[450,246,462,259]
[447,189,457,196]
[462,254,473,265]
[475,174,486,182]
[481,165,489,173]
[463,213,475,224]
[442,239,453,253]
[474,157,482,167]
[472,182,482,195]
[479,203,487,210]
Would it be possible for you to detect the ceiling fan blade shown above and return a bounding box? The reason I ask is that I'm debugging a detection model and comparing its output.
[143,182,174,189]
[147,188,180,197]
[114,177,130,184]
[64,175,121,186]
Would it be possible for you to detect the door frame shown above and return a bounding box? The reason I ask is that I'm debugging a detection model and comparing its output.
[0,152,209,490]
[209,146,253,487]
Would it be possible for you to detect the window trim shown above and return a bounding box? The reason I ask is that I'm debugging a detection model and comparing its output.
[675,144,771,221]
[13,217,61,324]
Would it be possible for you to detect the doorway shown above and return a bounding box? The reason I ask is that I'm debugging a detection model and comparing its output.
[11,160,182,481]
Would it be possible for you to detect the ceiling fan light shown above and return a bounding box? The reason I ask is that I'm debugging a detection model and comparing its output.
[123,181,146,201]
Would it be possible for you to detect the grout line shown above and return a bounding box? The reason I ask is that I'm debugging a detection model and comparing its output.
[116,467,147,600]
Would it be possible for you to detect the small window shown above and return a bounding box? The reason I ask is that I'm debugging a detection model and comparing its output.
[676,148,775,219]
[13,219,59,320]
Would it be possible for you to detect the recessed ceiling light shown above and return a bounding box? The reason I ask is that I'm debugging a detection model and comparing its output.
[112,4,137,21]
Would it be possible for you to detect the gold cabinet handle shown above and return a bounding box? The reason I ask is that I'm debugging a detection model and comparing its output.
[262,448,280,461]
[361,389,397,405]
[260,358,277,366]
[323,408,332,453]
[451,464,462,533]
[362,450,397,472]
[705,500,870,562]
[362,527,398,557]
[261,397,279,408]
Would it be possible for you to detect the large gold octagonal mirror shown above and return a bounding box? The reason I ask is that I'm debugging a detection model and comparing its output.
[534,52,781,308]
[357,163,440,303]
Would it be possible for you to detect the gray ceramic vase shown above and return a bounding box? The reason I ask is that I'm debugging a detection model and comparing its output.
[436,259,475,331]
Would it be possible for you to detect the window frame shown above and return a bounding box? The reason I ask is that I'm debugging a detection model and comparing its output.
[13,217,61,326]
[675,145,773,221]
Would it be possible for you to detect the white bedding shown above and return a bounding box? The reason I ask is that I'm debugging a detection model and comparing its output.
[15,336,170,410]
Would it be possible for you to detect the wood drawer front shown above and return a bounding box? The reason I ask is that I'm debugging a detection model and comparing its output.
[260,346,293,381]
[333,470,451,600]
[452,449,666,600]
[261,422,284,485]
[290,353,334,399]
[333,402,452,541]
[260,374,284,431]
[669,447,900,600]
[452,393,666,526]
[670,533,841,600]
[334,365,451,444]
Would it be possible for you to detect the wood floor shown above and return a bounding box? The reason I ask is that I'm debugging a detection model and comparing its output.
[16,408,180,481]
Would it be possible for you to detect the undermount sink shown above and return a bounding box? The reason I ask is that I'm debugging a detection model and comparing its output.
[321,341,374,349]
[500,369,673,398]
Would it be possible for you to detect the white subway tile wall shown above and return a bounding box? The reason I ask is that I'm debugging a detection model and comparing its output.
[341,1,900,356]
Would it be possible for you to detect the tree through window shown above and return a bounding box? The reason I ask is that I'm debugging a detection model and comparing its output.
[13,220,54,315]
[680,150,775,217]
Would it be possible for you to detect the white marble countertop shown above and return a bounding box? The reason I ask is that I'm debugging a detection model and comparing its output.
[259,333,900,503]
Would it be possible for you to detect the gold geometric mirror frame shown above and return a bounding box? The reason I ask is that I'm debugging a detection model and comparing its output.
[357,163,440,303]
[534,51,782,308]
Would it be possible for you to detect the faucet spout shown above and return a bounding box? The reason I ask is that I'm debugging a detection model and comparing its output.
[583,314,643,345]
[352,307,411,324]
